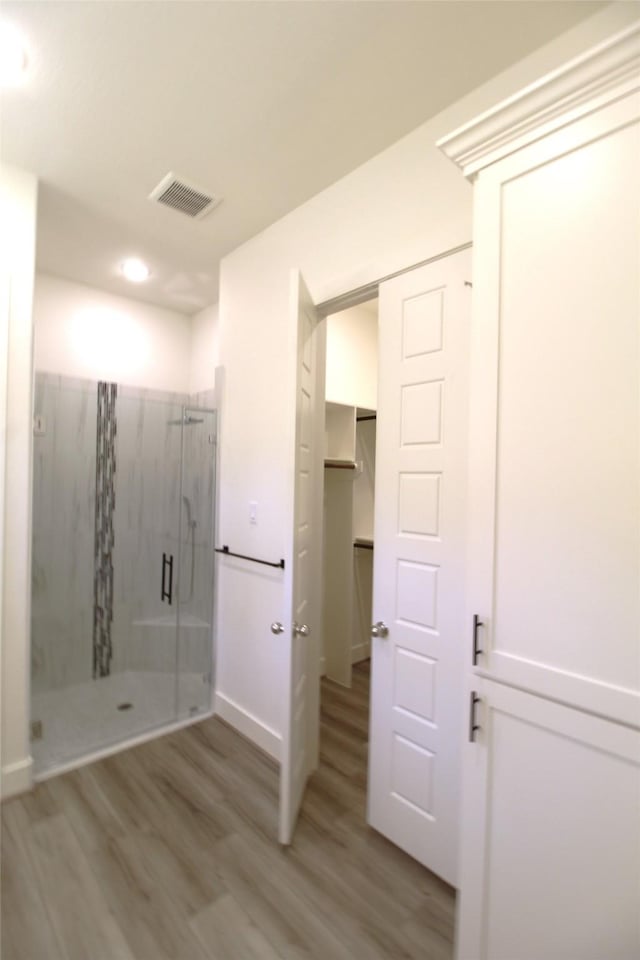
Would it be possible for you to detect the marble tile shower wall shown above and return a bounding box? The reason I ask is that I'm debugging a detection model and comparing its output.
[32,375,217,694]
[32,374,98,694]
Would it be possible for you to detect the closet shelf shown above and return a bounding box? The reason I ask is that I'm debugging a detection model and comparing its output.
[324,459,357,470]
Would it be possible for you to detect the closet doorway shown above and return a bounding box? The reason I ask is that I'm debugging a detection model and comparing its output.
[319,298,378,848]
[322,298,378,690]
[301,247,472,889]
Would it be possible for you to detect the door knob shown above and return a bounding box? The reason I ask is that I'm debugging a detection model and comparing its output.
[371,621,389,638]
[293,622,310,637]
[270,622,284,635]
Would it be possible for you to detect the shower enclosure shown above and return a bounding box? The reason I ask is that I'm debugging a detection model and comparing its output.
[30,373,217,776]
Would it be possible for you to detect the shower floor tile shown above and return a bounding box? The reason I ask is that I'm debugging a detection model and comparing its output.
[31,670,209,776]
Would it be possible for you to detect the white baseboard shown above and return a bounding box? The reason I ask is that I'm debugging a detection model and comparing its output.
[352,642,371,664]
[319,656,326,677]
[1,756,33,799]
[214,692,281,763]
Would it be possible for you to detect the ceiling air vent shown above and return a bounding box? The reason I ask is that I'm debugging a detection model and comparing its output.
[149,172,221,220]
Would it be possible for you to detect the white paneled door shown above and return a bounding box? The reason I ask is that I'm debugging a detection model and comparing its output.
[279,270,324,845]
[368,249,471,885]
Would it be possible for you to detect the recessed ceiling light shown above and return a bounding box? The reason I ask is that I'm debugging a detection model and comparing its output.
[121,258,150,283]
[0,22,29,87]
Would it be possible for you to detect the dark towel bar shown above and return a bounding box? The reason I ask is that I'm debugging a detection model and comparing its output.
[215,545,285,570]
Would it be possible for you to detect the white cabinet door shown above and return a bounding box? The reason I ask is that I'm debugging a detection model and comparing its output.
[279,270,324,845]
[466,91,640,729]
[457,677,640,960]
[368,249,471,886]
[449,38,640,959]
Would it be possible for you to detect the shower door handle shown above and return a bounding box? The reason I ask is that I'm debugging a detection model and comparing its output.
[162,552,174,605]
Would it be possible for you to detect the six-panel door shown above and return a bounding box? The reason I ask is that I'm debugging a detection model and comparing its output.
[368,249,471,886]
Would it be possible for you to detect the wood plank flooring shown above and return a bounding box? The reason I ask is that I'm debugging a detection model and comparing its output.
[1,661,455,959]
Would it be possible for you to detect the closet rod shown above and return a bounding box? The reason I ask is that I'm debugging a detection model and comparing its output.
[324,460,357,470]
[215,545,285,570]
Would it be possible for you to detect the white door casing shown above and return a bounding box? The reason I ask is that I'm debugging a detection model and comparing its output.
[368,248,472,886]
[280,269,324,845]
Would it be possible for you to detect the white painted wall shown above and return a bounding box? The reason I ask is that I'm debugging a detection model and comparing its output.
[353,418,376,542]
[214,4,637,757]
[352,548,373,665]
[326,303,377,410]
[190,302,220,395]
[1,165,38,798]
[33,273,192,392]
[352,419,376,664]
[323,469,354,687]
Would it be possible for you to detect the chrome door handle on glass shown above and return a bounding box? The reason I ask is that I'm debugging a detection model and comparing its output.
[270,622,284,635]
[293,622,310,638]
[371,621,389,638]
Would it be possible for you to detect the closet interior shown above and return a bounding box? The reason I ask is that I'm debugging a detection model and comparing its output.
[321,299,378,688]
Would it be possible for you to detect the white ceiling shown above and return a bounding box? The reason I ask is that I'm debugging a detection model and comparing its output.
[1,1,604,315]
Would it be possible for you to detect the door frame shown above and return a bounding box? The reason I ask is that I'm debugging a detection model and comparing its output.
[316,242,471,318]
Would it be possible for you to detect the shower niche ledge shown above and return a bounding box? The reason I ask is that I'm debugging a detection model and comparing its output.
[132,613,210,629]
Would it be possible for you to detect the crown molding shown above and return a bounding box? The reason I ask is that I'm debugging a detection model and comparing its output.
[437,22,640,179]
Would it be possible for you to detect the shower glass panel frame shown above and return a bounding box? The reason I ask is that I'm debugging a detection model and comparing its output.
[30,375,217,778]
[175,406,217,722]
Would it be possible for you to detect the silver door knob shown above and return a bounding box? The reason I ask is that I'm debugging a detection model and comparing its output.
[293,622,310,637]
[371,621,389,638]
[270,622,284,635]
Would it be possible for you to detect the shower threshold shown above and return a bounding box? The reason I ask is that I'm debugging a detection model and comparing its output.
[31,669,211,780]
[131,613,210,629]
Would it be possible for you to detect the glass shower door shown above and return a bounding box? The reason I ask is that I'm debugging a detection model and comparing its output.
[176,407,217,720]
[30,379,187,775]
[30,382,217,777]
[110,391,183,738]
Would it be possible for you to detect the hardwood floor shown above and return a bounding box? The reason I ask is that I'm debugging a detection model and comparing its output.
[1,661,455,959]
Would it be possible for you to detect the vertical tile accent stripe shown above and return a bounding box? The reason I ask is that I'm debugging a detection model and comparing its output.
[93,382,117,678]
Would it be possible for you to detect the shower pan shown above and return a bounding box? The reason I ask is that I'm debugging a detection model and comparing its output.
[30,375,217,777]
